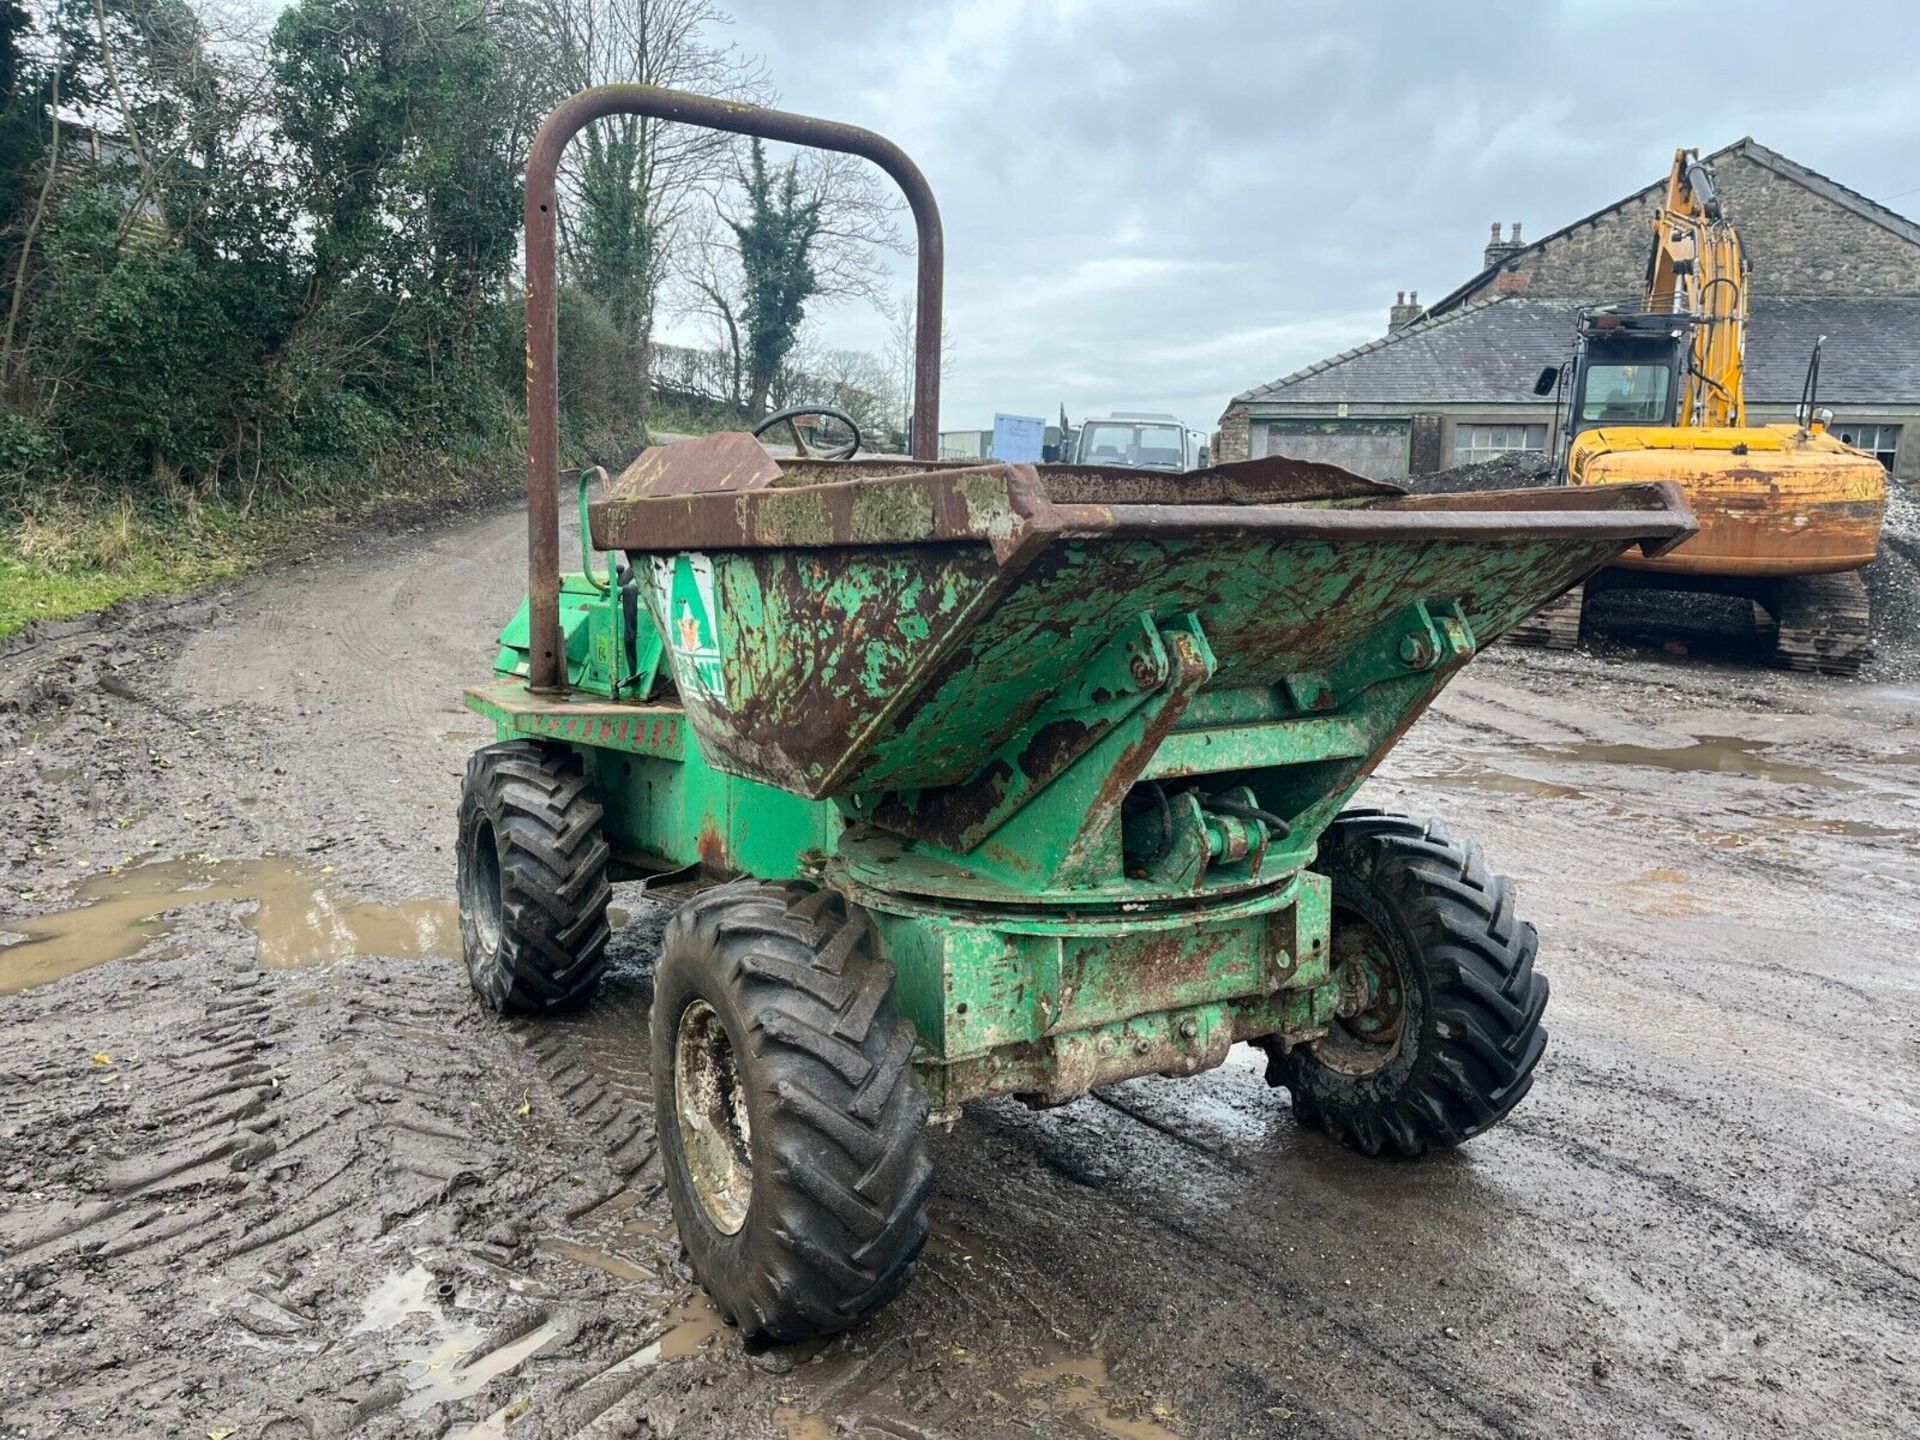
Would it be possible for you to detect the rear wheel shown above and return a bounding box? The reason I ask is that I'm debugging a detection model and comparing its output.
[456,741,611,1014]
[653,881,932,1343]
[1264,810,1547,1155]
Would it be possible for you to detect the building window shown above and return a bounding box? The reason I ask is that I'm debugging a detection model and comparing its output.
[1452,423,1547,465]
[1835,422,1899,471]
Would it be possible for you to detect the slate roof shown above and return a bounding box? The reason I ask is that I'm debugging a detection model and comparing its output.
[1234,295,1920,409]
[1423,138,1920,318]
[1747,296,1920,405]
[1235,297,1604,406]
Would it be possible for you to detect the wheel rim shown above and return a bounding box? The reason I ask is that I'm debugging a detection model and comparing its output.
[673,999,753,1235]
[468,816,504,954]
[1311,909,1408,1076]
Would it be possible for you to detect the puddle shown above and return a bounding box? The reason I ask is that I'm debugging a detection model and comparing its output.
[540,1238,656,1285]
[398,1317,564,1417]
[619,1211,677,1247]
[593,1295,729,1378]
[1403,766,1587,801]
[775,1407,838,1440]
[1017,1350,1184,1440]
[1767,815,1920,845]
[1618,869,1715,918]
[923,1215,1001,1266]
[0,855,460,994]
[648,1294,728,1359]
[352,1264,446,1335]
[1524,735,1859,789]
[352,1264,563,1419]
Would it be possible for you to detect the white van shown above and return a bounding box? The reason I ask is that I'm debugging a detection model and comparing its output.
[1071,412,1209,471]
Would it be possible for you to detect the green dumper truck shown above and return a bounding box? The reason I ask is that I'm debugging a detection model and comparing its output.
[456,85,1696,1343]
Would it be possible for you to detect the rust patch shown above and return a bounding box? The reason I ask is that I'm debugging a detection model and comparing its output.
[1017,718,1092,781]
[592,464,1030,553]
[696,818,730,877]
[610,430,784,499]
[869,757,1015,842]
[1042,451,1400,505]
[1119,928,1234,1013]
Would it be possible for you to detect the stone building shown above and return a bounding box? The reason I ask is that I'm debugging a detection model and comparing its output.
[1215,139,1920,485]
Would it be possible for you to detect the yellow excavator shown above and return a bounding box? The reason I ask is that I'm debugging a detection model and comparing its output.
[1523,149,1887,672]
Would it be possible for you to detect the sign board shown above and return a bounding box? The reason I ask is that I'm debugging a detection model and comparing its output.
[991,413,1046,463]
[651,552,726,702]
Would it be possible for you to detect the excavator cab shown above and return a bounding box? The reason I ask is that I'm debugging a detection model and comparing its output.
[1565,312,1685,437]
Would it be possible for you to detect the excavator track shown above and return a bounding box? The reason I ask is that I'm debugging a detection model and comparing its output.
[1770,572,1871,676]
[1506,584,1586,651]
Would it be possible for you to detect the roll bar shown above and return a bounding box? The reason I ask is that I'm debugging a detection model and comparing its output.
[523,85,946,693]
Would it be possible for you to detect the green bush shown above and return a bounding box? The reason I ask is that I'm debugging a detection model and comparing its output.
[0,409,54,497]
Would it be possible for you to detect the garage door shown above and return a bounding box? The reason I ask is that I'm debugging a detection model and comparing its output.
[1258,422,1408,480]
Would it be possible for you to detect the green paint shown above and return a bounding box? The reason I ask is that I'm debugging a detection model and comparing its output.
[493,570,663,701]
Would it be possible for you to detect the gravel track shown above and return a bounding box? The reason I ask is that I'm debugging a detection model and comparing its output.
[2,500,1916,1439]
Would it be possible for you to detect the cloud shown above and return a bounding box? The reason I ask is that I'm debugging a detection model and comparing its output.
[686,0,1920,429]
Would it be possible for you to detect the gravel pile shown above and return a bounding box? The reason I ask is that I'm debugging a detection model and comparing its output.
[1400,451,1559,494]
[1865,482,1920,680]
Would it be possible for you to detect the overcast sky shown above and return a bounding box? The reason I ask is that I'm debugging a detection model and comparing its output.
[686,0,1920,434]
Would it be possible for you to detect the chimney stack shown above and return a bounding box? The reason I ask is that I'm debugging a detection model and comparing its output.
[1388,289,1423,331]
[1483,220,1524,271]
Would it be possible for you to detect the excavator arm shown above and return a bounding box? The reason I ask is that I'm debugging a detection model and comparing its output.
[1647,149,1747,428]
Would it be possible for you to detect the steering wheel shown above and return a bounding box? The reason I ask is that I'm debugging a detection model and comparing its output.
[753,404,862,460]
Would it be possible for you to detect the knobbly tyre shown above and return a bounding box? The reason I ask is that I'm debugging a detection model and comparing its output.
[455,85,1698,1343]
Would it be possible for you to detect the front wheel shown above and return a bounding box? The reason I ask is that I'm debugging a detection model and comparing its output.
[1264,810,1547,1155]
[653,881,932,1343]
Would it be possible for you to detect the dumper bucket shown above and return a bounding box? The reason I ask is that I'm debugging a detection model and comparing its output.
[590,433,1694,800]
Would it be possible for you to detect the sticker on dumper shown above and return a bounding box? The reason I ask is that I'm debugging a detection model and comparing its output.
[652,553,726,701]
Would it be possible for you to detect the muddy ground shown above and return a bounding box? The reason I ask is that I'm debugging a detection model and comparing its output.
[2,501,1917,1440]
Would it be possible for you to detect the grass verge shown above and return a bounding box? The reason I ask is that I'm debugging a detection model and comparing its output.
[0,447,530,640]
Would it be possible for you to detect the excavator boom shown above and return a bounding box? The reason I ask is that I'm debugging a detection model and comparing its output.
[1646,148,1747,427]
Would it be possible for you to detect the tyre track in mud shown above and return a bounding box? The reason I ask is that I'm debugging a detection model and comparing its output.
[3,941,535,1434]
[0,909,766,1438]
[5,500,1919,1437]
[1068,1092,1539,1438]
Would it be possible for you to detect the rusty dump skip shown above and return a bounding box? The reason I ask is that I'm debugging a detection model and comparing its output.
[607,443,1405,507]
[591,436,1697,800]
[591,435,1693,559]
[611,431,784,498]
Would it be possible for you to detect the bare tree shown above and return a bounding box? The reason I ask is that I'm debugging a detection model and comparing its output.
[776,336,893,444]
[517,0,767,393]
[882,287,953,444]
[791,147,903,305]
[683,207,744,410]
